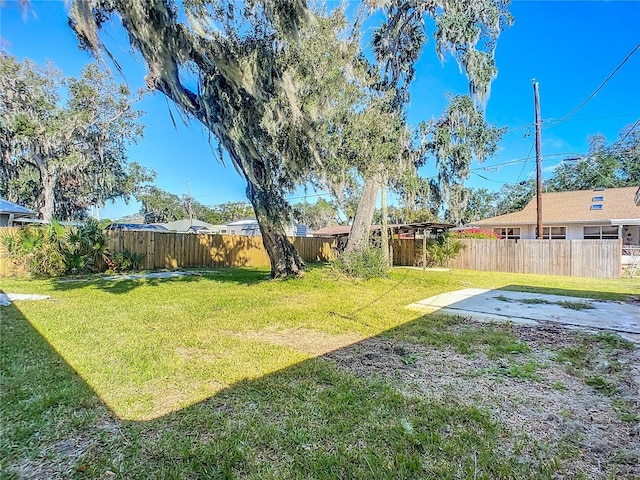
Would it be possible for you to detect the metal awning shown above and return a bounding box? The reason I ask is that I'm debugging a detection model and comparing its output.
[314,222,454,238]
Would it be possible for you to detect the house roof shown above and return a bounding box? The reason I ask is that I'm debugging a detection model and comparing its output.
[162,218,219,231]
[0,199,37,217]
[226,217,258,226]
[473,186,640,226]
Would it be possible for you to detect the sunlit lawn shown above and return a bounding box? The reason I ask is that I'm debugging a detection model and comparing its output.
[2,265,638,478]
[3,266,637,421]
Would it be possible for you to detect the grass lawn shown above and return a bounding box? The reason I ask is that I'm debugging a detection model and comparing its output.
[1,266,639,479]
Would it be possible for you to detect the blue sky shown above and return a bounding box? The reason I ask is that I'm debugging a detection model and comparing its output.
[1,1,639,220]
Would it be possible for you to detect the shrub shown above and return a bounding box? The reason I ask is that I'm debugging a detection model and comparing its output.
[106,250,145,272]
[1,223,66,276]
[416,232,465,267]
[453,228,498,239]
[63,218,110,274]
[333,243,389,279]
[1,219,112,277]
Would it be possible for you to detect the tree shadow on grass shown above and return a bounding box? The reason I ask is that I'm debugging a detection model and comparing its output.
[2,299,534,479]
[5,283,635,479]
[48,266,274,295]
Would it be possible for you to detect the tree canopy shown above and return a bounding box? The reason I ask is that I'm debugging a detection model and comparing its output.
[454,122,640,224]
[136,186,254,224]
[338,0,510,253]
[292,198,339,230]
[70,0,363,277]
[546,128,640,192]
[0,54,153,221]
[66,0,512,275]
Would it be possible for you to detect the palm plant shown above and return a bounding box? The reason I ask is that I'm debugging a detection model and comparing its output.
[65,218,109,273]
[425,232,465,267]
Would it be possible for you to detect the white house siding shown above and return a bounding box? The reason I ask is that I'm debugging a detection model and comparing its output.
[522,225,534,239]
[566,225,583,240]
[623,225,639,245]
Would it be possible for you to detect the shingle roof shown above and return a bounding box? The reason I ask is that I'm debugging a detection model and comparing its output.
[474,186,640,226]
[162,219,219,231]
[0,199,37,216]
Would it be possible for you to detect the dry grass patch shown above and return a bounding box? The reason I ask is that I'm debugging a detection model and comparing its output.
[228,326,364,356]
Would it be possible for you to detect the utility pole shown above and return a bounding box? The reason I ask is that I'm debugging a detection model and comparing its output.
[186,181,194,226]
[533,80,543,239]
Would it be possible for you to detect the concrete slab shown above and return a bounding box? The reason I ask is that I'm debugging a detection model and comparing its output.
[98,270,221,281]
[0,293,52,306]
[408,288,640,342]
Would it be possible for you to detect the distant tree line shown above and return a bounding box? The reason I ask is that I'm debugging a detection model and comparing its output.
[453,126,640,225]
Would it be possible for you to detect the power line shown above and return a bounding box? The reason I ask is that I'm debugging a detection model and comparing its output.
[545,43,640,129]
[501,114,637,136]
[515,141,536,184]
[542,113,637,124]
[471,151,584,172]
[614,116,640,146]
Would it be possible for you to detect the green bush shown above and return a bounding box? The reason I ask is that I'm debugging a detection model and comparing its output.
[1,219,111,277]
[1,223,66,276]
[333,243,389,279]
[63,218,110,274]
[106,250,145,272]
[416,232,465,267]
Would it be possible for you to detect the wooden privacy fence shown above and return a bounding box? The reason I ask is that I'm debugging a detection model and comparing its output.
[105,231,337,270]
[447,239,621,279]
[0,228,622,278]
[0,227,18,277]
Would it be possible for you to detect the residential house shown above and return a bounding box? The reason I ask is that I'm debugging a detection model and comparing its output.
[226,218,309,237]
[162,218,226,233]
[0,199,38,227]
[471,186,640,245]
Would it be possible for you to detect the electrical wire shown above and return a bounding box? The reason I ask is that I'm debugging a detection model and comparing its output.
[470,151,584,172]
[545,43,640,129]
[614,116,640,146]
[515,141,536,184]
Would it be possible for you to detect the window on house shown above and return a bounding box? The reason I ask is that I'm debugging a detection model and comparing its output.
[538,226,566,239]
[590,204,603,210]
[584,225,619,240]
[493,227,521,239]
[592,196,604,202]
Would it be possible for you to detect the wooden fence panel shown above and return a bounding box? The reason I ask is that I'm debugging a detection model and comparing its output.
[392,238,415,266]
[0,228,621,278]
[446,239,620,279]
[0,227,20,277]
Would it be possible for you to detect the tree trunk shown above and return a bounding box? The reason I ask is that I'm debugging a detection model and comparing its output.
[345,175,381,254]
[246,180,305,279]
[40,170,57,222]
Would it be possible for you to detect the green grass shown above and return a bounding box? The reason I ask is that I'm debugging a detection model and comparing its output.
[495,295,596,309]
[383,314,532,359]
[520,297,552,305]
[555,300,594,310]
[555,331,636,400]
[485,361,543,381]
[2,265,639,478]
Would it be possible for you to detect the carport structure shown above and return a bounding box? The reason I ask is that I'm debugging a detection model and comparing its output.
[313,221,454,267]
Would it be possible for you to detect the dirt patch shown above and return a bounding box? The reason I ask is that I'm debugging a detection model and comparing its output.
[9,417,121,480]
[227,326,364,356]
[323,324,640,479]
